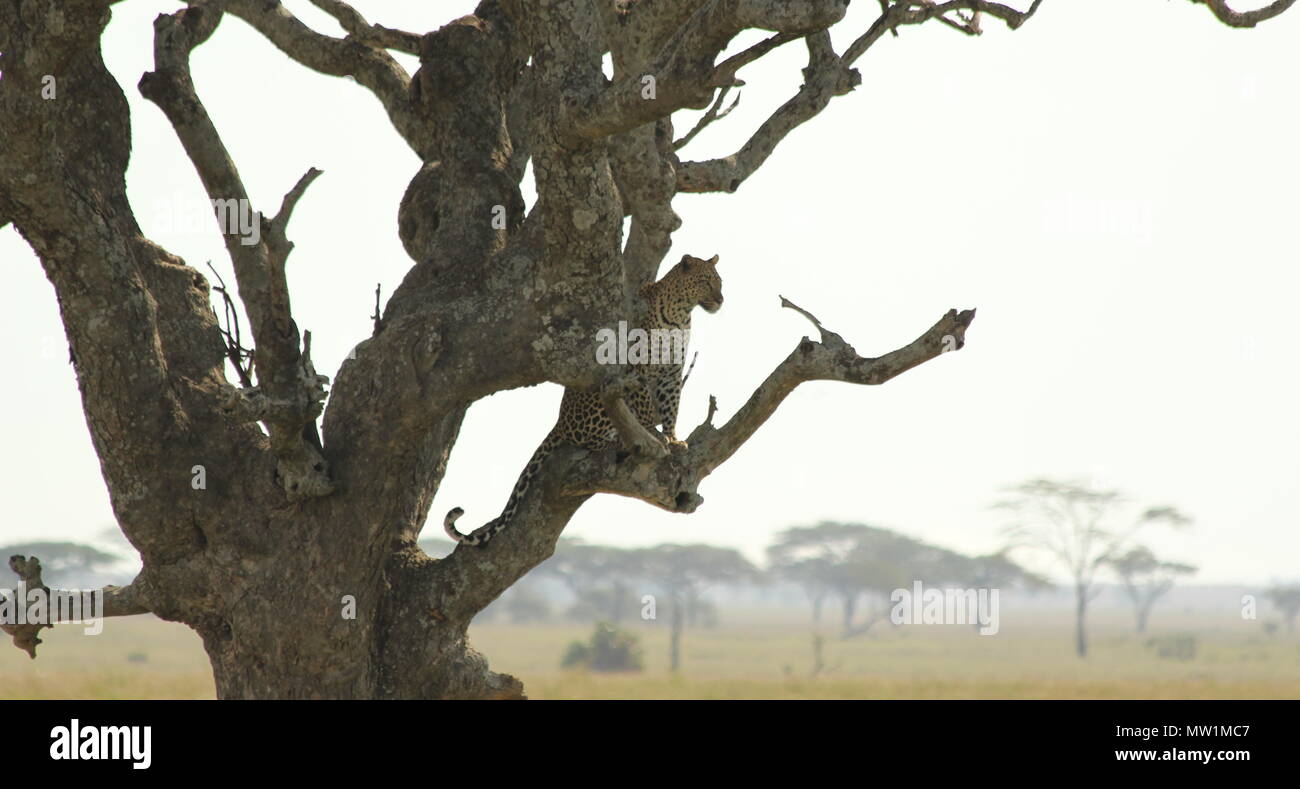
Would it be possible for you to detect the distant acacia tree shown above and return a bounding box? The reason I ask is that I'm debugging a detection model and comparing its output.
[769,521,978,638]
[768,522,897,636]
[963,549,1050,592]
[0,542,122,587]
[538,539,644,624]
[767,523,847,626]
[642,544,756,672]
[1263,583,1300,633]
[949,549,1049,632]
[1107,546,1197,634]
[841,532,976,638]
[997,480,1192,657]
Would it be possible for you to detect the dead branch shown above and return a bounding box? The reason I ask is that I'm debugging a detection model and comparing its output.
[2,556,150,659]
[564,0,849,142]
[140,5,333,500]
[308,0,422,54]
[205,260,254,387]
[194,0,423,150]
[677,31,859,193]
[602,376,671,459]
[673,85,743,151]
[561,304,976,510]
[1190,0,1297,27]
[678,1,1046,194]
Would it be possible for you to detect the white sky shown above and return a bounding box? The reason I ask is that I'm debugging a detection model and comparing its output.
[2,0,1298,585]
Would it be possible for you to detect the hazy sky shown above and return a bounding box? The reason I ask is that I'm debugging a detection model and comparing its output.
[3,0,1298,585]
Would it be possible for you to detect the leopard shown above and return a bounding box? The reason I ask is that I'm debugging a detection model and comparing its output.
[444,253,723,547]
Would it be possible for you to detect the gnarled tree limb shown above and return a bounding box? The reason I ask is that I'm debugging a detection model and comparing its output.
[563,302,976,508]
[564,0,848,142]
[679,1,1045,194]
[2,556,151,659]
[197,0,425,152]
[1190,0,1297,27]
[140,6,333,500]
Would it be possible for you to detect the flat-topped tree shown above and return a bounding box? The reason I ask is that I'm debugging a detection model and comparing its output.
[0,0,1289,698]
[1107,546,1198,634]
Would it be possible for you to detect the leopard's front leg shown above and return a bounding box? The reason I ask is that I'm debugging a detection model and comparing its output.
[655,366,689,449]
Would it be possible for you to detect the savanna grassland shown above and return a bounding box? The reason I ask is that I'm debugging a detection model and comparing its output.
[3,606,1297,700]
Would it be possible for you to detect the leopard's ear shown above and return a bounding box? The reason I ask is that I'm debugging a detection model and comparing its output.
[707,254,719,266]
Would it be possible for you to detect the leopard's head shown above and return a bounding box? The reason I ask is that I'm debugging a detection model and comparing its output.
[667,253,723,313]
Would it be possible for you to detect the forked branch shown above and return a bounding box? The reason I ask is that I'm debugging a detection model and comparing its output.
[562,302,976,510]
[140,5,333,500]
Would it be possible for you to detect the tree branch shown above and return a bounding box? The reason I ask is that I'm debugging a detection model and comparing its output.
[140,6,333,500]
[307,0,423,54]
[673,84,743,151]
[2,556,150,659]
[602,375,671,460]
[198,0,424,152]
[1189,0,1297,27]
[566,0,848,141]
[677,31,858,193]
[565,303,976,508]
[678,1,1047,193]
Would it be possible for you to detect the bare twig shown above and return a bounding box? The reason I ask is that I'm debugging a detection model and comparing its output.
[779,295,846,347]
[205,260,254,387]
[678,1,1047,194]
[673,86,742,151]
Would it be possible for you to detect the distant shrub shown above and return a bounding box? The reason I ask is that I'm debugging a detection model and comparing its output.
[561,622,644,672]
[1145,634,1197,661]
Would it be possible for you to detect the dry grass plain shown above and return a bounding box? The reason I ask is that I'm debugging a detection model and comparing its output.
[2,608,1297,700]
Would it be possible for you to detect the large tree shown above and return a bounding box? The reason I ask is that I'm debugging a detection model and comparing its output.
[996,481,1192,657]
[1106,546,1197,634]
[1263,583,1300,634]
[0,1,1289,698]
[641,543,757,672]
[538,539,646,624]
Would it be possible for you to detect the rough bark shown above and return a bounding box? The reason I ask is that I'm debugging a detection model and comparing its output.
[1,0,1289,698]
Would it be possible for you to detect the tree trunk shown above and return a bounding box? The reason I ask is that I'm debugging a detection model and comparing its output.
[611,582,627,624]
[1075,585,1089,658]
[1135,603,1152,635]
[670,595,684,673]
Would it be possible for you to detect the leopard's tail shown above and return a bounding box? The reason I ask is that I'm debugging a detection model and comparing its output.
[444,436,555,547]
